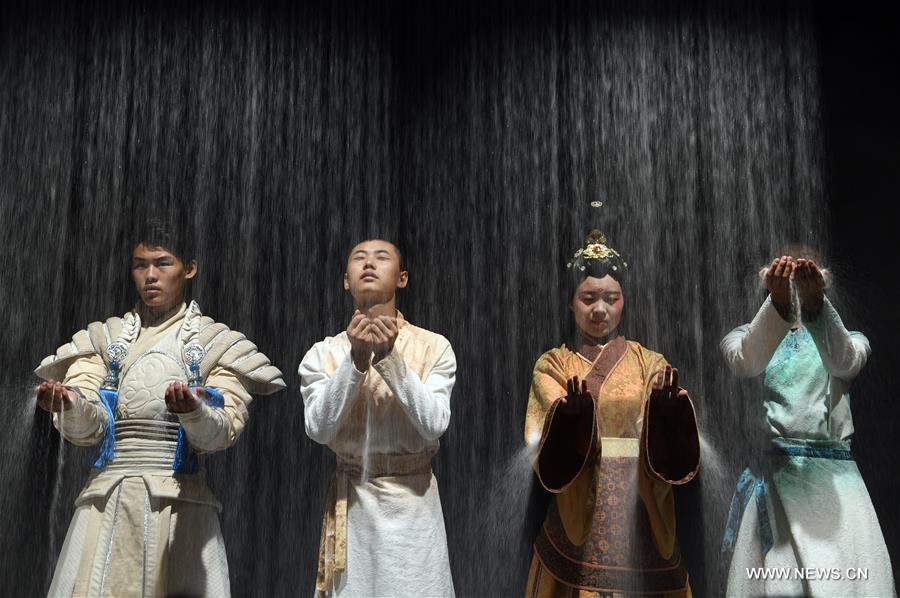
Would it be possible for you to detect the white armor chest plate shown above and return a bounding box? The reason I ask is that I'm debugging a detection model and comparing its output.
[117,327,188,420]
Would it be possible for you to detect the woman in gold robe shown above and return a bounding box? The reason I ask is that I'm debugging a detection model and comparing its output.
[524,230,700,597]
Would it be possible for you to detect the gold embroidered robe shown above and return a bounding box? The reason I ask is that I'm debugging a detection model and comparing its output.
[524,336,699,597]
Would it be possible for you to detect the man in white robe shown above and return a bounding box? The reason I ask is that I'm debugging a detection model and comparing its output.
[299,239,456,597]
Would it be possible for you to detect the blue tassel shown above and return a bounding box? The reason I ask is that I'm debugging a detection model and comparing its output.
[173,386,225,474]
[203,386,225,408]
[92,389,118,469]
[173,426,198,474]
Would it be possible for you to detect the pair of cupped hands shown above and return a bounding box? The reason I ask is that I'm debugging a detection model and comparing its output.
[558,365,687,415]
[34,380,207,414]
[764,256,825,320]
[347,310,399,372]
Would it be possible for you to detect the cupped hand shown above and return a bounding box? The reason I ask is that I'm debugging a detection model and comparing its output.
[794,258,825,319]
[347,310,373,371]
[35,380,77,412]
[765,256,794,318]
[165,382,202,414]
[370,315,399,363]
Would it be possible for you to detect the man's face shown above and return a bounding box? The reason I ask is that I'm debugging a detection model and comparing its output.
[570,275,624,340]
[343,239,408,307]
[131,243,196,311]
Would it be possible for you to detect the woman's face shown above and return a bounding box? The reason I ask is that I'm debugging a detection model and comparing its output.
[570,275,624,340]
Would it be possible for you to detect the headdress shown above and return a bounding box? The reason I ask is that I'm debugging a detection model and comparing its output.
[566,228,628,280]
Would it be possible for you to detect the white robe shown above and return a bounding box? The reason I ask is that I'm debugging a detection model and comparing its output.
[720,296,895,597]
[299,316,456,598]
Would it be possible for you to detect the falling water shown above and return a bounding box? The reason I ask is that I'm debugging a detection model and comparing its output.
[45,402,66,584]
[362,394,372,482]
[1,1,896,596]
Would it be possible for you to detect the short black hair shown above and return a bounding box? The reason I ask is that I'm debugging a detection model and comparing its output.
[134,217,195,264]
[348,239,405,271]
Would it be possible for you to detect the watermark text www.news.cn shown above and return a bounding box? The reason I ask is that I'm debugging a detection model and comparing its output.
[746,567,869,581]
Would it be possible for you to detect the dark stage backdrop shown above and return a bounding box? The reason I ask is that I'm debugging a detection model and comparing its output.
[0,1,896,596]
[818,4,900,595]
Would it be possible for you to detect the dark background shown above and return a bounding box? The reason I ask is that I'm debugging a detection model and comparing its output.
[0,1,897,595]
[818,3,900,594]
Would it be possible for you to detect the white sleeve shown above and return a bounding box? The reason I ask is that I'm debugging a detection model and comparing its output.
[372,343,455,441]
[54,353,109,446]
[177,366,253,452]
[53,388,109,446]
[720,296,793,378]
[298,343,366,445]
[803,297,870,382]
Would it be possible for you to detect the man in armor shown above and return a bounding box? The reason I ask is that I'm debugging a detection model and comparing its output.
[34,220,284,597]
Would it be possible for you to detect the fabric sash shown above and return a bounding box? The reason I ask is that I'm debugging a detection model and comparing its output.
[315,450,435,596]
[719,437,854,584]
[767,442,853,460]
[719,466,774,585]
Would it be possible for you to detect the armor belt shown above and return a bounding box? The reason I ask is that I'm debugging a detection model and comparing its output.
[106,419,180,472]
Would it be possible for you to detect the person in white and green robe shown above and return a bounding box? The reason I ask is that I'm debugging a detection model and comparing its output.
[720,254,895,597]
